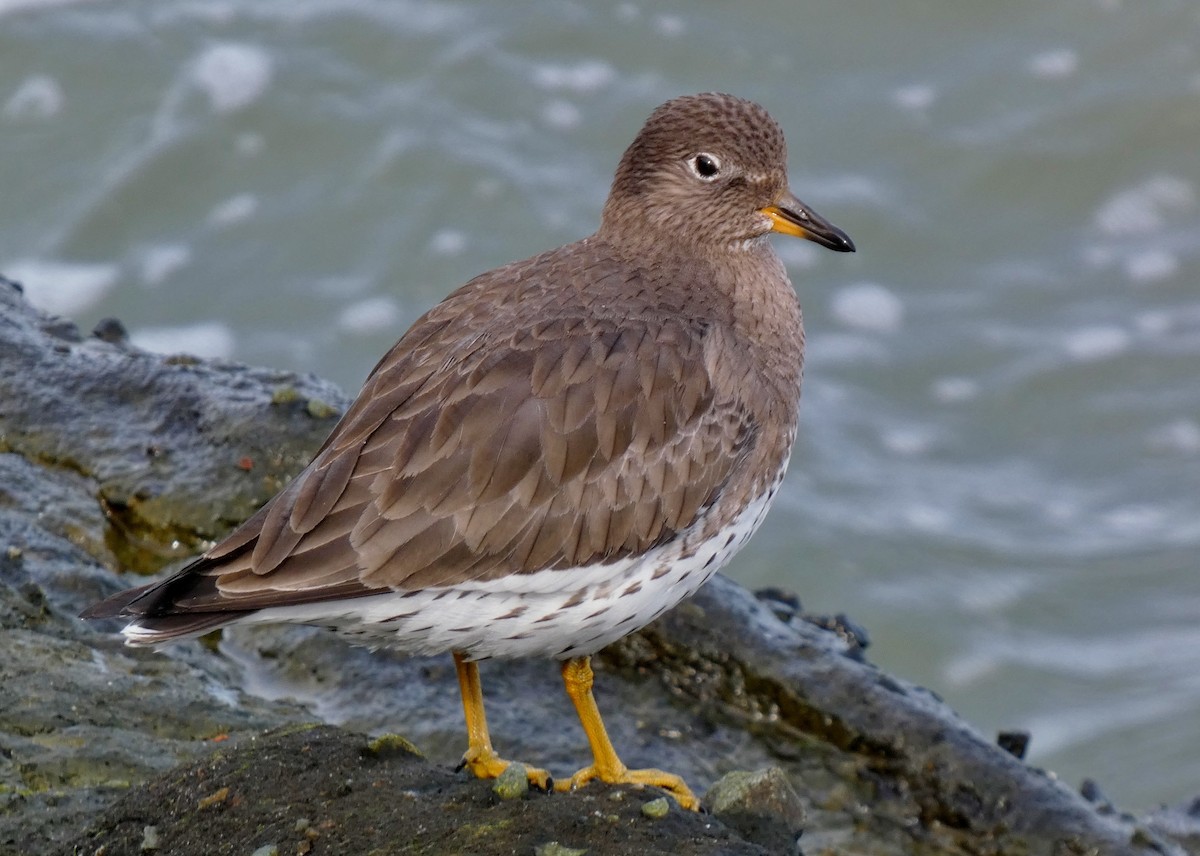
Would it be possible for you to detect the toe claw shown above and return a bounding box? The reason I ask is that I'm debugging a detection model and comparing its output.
[555,764,699,811]
[459,747,552,792]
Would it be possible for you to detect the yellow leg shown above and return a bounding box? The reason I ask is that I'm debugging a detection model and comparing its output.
[554,655,699,811]
[453,652,552,790]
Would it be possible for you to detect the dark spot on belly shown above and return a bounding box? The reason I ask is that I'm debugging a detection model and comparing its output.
[561,589,589,609]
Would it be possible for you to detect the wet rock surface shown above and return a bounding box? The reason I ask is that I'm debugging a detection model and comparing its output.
[0,277,1194,855]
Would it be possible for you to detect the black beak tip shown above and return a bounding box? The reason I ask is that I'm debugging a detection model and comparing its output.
[804,214,855,253]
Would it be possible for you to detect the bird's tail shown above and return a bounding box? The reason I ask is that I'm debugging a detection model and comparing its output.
[79,562,251,645]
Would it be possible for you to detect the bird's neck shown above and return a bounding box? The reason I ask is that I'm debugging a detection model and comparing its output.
[585,231,805,406]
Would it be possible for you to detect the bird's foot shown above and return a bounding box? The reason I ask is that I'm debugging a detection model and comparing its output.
[457,746,553,791]
[555,763,699,811]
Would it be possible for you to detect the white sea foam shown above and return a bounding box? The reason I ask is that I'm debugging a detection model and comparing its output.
[931,376,979,403]
[541,99,582,130]
[0,0,95,17]
[830,282,904,332]
[1102,504,1168,538]
[428,229,467,256]
[337,296,401,335]
[138,244,191,287]
[943,649,1000,686]
[130,321,236,360]
[893,83,936,111]
[1093,175,1195,236]
[1147,419,1200,455]
[880,426,935,457]
[3,74,64,121]
[207,193,258,227]
[1026,692,1183,757]
[1062,325,1131,361]
[531,60,615,93]
[190,43,273,114]
[1028,48,1079,79]
[655,14,685,36]
[4,258,118,316]
[1133,310,1171,336]
[958,573,1034,613]
[902,504,952,532]
[1123,249,1179,284]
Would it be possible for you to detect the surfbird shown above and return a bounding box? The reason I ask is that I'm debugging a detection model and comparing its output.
[82,92,855,810]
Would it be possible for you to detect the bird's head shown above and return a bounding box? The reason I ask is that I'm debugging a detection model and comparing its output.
[601,92,855,257]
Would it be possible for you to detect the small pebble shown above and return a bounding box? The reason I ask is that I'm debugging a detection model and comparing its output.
[364,733,422,757]
[92,317,129,343]
[139,825,160,852]
[249,845,279,856]
[197,786,230,810]
[492,763,530,800]
[271,386,300,405]
[996,730,1030,759]
[306,397,338,419]
[641,797,670,819]
[533,843,587,856]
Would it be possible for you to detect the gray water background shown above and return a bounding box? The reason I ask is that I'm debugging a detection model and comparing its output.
[2,0,1198,810]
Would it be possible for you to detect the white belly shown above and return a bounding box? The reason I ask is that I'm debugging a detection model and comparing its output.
[230,480,782,660]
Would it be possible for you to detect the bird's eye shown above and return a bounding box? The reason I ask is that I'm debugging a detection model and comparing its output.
[687,153,721,181]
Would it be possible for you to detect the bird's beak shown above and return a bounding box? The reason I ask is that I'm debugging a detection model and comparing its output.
[761,190,855,253]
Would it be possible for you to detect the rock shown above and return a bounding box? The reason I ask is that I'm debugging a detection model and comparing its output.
[0,277,1195,856]
[640,797,670,819]
[0,276,332,853]
[996,730,1030,760]
[69,726,768,856]
[492,763,531,800]
[534,843,588,856]
[1143,798,1200,854]
[706,768,805,854]
[138,825,159,851]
